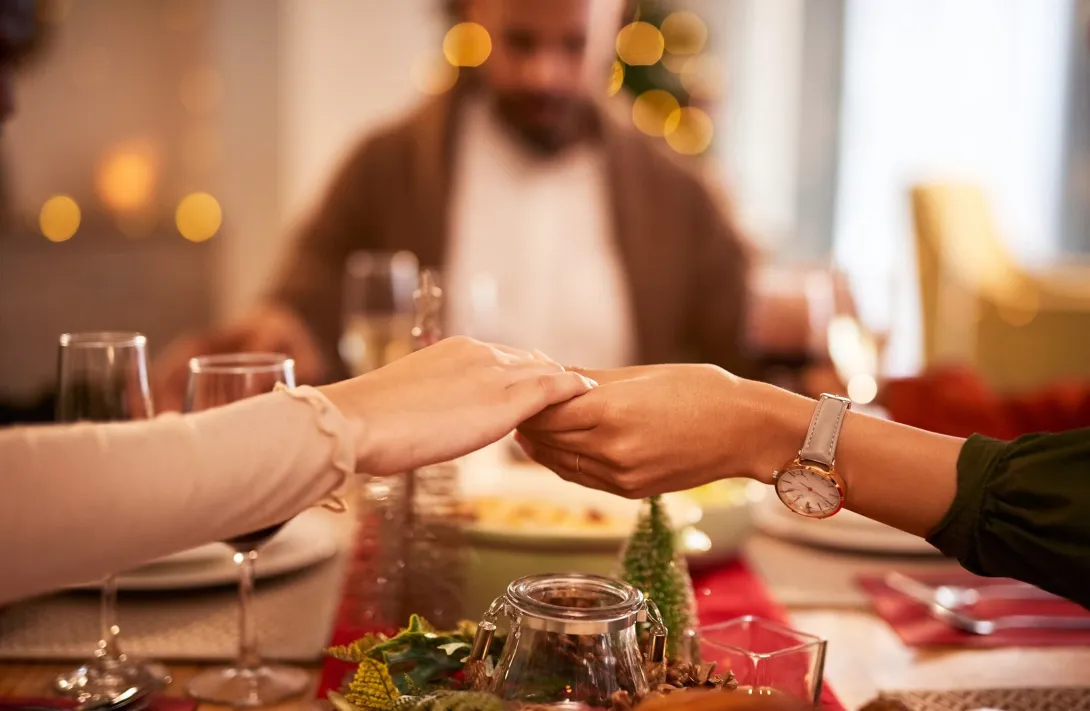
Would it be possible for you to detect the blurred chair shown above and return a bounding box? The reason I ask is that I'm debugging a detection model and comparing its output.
[911,182,1090,391]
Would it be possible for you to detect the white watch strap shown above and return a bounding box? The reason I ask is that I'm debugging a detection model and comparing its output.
[799,394,851,467]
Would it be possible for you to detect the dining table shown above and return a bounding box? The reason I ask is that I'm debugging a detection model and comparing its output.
[2,528,1089,710]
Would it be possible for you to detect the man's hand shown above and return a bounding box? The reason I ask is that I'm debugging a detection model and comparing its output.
[151,305,327,412]
[516,363,772,498]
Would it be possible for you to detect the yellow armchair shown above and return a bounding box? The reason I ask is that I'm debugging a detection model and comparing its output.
[911,182,1090,391]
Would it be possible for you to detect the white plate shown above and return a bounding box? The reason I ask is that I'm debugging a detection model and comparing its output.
[753,491,941,555]
[73,509,341,591]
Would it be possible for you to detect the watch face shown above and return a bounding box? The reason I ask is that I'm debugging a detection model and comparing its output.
[775,465,844,518]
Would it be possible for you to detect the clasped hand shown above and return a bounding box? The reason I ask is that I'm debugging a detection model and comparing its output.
[516,363,758,498]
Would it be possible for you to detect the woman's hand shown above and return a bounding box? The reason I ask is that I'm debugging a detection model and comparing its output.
[516,363,795,498]
[319,337,596,476]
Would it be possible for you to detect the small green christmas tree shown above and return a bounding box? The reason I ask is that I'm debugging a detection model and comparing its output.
[619,496,700,662]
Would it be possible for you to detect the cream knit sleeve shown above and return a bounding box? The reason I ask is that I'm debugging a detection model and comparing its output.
[0,387,355,604]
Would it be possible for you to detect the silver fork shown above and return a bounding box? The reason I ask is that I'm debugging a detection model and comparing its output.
[884,572,1090,635]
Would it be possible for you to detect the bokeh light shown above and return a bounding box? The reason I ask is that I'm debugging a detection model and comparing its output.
[95,143,159,213]
[681,54,727,101]
[411,54,460,95]
[607,60,625,96]
[443,22,492,67]
[39,196,81,243]
[661,11,707,56]
[847,374,878,405]
[632,90,680,137]
[179,67,224,115]
[665,106,714,155]
[616,22,664,66]
[175,192,222,242]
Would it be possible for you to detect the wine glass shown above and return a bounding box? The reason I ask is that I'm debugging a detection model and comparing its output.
[339,250,419,375]
[53,332,172,699]
[183,353,308,707]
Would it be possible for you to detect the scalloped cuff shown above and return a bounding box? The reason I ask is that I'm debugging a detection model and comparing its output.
[274,383,353,513]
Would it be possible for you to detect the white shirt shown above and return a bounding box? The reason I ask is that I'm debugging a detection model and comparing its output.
[445,100,636,369]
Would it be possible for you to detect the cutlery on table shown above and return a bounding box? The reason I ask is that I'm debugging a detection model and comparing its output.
[884,572,1090,635]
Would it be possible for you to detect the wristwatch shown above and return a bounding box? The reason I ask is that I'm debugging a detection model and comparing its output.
[772,393,851,519]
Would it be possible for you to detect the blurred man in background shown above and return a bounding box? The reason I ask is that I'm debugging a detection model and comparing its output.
[156,0,753,407]
[0,0,53,424]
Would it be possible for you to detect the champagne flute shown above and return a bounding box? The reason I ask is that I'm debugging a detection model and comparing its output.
[53,332,171,699]
[339,250,419,375]
[183,353,308,707]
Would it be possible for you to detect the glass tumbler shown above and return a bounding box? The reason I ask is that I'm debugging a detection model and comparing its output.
[698,616,827,708]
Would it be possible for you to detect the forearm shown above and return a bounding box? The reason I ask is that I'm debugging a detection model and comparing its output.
[740,380,963,537]
[0,388,352,604]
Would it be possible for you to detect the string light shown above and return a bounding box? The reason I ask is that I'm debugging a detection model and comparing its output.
[443,23,491,67]
[175,192,222,242]
[616,22,664,66]
[95,142,158,213]
[665,106,714,155]
[681,54,727,101]
[39,196,81,243]
[607,60,624,96]
[631,90,679,137]
[660,11,707,55]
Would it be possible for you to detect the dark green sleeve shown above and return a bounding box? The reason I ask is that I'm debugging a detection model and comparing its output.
[926,428,1090,609]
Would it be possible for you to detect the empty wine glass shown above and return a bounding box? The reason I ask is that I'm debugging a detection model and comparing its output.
[183,353,308,707]
[53,332,172,699]
[339,250,419,375]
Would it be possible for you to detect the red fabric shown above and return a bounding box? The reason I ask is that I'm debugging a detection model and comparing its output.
[858,570,1090,648]
[883,365,1090,439]
[692,562,845,711]
[318,559,845,711]
[0,698,194,711]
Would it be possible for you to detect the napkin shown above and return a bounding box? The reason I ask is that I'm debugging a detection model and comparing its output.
[858,570,1090,647]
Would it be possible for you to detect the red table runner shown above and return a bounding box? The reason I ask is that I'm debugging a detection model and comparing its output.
[318,558,845,710]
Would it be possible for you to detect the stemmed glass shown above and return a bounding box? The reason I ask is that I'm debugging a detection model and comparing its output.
[339,250,419,375]
[53,332,172,699]
[183,353,309,706]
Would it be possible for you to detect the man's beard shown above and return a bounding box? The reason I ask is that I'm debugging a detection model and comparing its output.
[491,92,591,156]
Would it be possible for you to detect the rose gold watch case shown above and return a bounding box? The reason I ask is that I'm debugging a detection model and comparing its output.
[772,458,846,519]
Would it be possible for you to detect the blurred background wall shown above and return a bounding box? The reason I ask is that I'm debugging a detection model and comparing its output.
[1,0,1084,397]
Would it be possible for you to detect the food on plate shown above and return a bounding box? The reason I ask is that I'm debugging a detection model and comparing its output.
[683,479,753,506]
[462,497,624,533]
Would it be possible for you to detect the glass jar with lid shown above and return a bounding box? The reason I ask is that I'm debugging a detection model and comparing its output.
[468,573,666,709]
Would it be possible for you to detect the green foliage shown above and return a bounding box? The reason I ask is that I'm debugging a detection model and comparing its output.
[326,615,505,705]
[620,495,699,661]
[343,658,402,711]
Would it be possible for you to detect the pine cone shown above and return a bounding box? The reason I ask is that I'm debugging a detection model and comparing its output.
[643,660,667,688]
[610,690,634,711]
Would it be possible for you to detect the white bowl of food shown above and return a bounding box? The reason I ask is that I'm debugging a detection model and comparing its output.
[458,445,701,617]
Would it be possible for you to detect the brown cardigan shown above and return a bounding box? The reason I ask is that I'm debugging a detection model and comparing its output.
[270,89,753,378]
